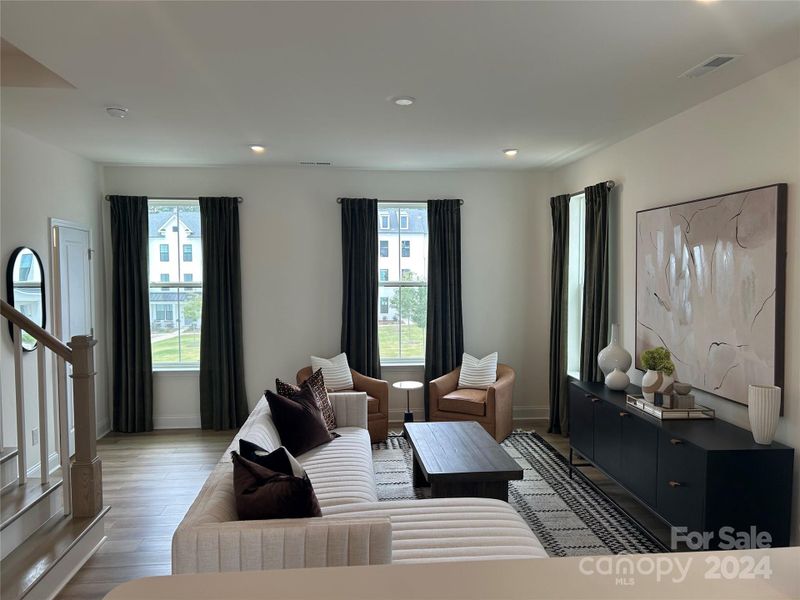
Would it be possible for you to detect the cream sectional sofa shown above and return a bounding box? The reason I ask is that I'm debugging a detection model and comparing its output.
[172,392,547,574]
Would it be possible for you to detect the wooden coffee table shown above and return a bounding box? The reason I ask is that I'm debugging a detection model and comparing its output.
[404,421,523,502]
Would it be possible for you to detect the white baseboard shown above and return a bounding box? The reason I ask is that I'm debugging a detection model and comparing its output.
[389,406,549,424]
[153,415,202,429]
[26,451,61,479]
[513,406,549,420]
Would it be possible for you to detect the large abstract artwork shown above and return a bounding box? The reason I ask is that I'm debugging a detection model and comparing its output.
[635,184,786,406]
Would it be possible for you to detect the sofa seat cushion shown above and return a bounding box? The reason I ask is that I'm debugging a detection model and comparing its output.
[324,498,547,562]
[299,427,378,509]
[440,389,486,417]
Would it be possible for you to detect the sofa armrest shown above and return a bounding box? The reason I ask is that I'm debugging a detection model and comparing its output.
[486,366,515,414]
[351,371,389,408]
[172,516,392,573]
[328,391,368,429]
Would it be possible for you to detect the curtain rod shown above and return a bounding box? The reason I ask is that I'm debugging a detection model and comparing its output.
[336,198,464,205]
[569,180,615,198]
[105,195,243,203]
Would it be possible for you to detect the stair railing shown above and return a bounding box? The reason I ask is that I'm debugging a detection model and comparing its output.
[1,298,102,518]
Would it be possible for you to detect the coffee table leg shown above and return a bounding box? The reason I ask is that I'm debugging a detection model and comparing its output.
[412,451,428,488]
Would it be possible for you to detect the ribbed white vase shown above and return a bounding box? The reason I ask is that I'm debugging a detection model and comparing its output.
[748,385,781,445]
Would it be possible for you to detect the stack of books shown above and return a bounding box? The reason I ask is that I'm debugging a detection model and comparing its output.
[626,395,715,420]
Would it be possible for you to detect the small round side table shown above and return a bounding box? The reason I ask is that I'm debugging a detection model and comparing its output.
[393,380,423,433]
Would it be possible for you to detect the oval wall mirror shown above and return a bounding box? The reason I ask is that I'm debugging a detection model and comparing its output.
[6,246,46,351]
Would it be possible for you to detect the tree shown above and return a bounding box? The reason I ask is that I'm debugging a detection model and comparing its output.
[389,271,427,329]
[182,294,202,329]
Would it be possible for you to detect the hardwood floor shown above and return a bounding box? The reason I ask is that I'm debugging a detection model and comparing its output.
[56,430,234,600]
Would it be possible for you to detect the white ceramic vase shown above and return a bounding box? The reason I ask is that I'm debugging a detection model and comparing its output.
[605,368,630,391]
[641,369,674,403]
[748,385,781,445]
[598,324,632,389]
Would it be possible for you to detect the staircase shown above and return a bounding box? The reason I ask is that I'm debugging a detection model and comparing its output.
[0,299,107,599]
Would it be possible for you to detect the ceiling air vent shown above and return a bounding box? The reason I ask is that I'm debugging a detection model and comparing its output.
[299,161,333,166]
[680,54,741,79]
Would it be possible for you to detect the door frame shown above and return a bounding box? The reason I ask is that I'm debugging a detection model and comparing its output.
[48,218,96,459]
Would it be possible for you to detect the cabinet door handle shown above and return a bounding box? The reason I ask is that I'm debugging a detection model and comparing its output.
[668,480,682,488]
[619,411,630,417]
[584,394,599,403]
[670,438,683,446]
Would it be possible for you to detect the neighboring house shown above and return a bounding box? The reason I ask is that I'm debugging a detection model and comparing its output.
[377,207,427,323]
[148,210,203,331]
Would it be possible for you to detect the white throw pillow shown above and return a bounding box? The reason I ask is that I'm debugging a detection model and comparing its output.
[310,352,354,391]
[458,352,499,390]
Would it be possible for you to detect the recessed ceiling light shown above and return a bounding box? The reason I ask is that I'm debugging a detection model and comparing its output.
[249,145,266,154]
[503,149,519,158]
[106,106,128,118]
[391,96,415,106]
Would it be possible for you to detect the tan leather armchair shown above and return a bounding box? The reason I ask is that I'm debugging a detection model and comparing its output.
[429,364,515,442]
[297,367,389,443]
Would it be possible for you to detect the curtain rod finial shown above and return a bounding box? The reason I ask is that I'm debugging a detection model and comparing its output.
[606,180,616,191]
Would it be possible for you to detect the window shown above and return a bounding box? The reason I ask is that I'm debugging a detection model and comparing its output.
[149,200,203,369]
[18,254,32,280]
[566,193,586,378]
[379,213,390,230]
[377,204,428,364]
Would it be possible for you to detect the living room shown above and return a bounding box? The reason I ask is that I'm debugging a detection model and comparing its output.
[0,1,798,599]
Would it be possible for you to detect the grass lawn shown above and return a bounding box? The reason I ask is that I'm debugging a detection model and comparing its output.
[379,322,425,360]
[152,331,201,364]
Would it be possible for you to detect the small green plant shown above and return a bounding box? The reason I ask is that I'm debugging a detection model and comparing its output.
[640,347,675,376]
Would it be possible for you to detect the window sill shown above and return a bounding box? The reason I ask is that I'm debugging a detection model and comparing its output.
[381,362,425,369]
[154,367,199,375]
[567,370,580,381]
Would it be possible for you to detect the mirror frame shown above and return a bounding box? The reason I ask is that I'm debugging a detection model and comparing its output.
[6,246,46,352]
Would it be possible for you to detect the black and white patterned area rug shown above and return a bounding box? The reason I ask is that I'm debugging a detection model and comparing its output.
[372,430,662,557]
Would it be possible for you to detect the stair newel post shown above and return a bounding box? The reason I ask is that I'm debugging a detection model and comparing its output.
[68,334,103,517]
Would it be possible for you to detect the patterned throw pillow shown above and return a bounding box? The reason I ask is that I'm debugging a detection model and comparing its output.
[275,368,337,430]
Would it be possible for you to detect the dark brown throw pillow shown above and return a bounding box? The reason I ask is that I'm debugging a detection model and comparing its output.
[265,389,336,456]
[231,448,321,521]
[276,369,337,431]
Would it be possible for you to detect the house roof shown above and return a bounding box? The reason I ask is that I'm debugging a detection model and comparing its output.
[149,211,201,238]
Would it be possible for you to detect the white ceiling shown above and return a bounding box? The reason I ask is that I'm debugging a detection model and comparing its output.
[1,1,798,170]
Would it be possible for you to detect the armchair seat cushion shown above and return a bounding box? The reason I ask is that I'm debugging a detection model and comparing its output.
[440,389,486,417]
[367,395,380,414]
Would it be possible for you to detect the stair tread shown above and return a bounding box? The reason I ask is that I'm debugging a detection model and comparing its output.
[0,447,19,464]
[0,508,108,600]
[0,476,63,529]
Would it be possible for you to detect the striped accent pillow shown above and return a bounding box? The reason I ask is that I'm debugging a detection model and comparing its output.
[458,352,498,390]
[310,353,354,392]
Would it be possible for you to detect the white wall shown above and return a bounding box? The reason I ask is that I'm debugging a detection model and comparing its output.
[0,125,110,476]
[102,166,551,427]
[550,58,800,542]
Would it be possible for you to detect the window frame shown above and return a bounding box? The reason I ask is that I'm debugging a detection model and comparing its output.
[183,244,193,262]
[159,243,169,262]
[399,211,409,230]
[379,213,390,230]
[377,202,428,366]
[379,240,389,258]
[401,239,411,258]
[149,199,203,371]
[566,193,586,379]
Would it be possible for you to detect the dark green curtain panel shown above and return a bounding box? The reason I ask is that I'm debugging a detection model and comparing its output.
[199,197,249,430]
[548,195,571,435]
[110,196,153,433]
[580,182,610,382]
[340,198,381,378]
[424,199,464,420]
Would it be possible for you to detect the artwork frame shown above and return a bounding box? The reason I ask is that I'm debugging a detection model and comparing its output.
[635,183,787,409]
